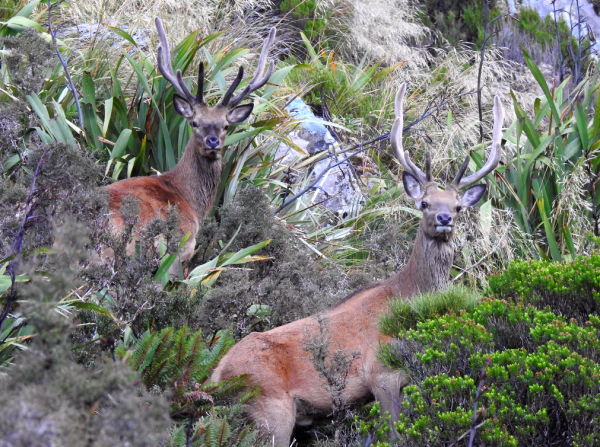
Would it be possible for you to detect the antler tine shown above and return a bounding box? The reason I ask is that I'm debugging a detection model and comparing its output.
[457,95,505,189]
[220,66,245,106]
[390,83,428,184]
[425,151,432,182]
[452,155,471,186]
[228,27,276,108]
[155,17,196,103]
[196,62,205,103]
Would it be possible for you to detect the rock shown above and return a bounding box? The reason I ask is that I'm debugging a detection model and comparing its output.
[275,97,365,218]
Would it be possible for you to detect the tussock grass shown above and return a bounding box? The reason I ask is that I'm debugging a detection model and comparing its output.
[380,284,482,335]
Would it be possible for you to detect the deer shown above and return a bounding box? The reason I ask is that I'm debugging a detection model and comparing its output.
[210,83,505,446]
[103,18,276,272]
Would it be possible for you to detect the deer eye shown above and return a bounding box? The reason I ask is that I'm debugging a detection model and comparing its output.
[456,206,462,213]
[420,201,428,209]
[224,125,229,131]
[191,121,198,128]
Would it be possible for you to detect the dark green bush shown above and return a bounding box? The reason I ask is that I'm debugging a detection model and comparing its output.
[488,254,600,323]
[416,0,500,47]
[193,187,370,338]
[380,298,600,446]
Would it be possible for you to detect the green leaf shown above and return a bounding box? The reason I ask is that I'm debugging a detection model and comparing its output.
[4,16,43,32]
[220,240,271,267]
[521,47,560,127]
[68,301,113,317]
[110,129,133,159]
[107,26,138,47]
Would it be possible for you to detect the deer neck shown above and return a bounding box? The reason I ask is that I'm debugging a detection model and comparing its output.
[386,223,455,298]
[166,139,222,221]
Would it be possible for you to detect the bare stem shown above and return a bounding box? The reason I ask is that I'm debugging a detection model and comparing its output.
[48,0,83,128]
[0,150,48,336]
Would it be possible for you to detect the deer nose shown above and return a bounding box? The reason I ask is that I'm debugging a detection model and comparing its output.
[206,136,220,149]
[437,214,452,226]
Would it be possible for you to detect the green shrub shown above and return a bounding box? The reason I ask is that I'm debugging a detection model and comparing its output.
[489,254,600,323]
[381,298,600,446]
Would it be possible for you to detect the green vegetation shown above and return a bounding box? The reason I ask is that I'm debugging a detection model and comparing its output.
[2,0,600,445]
[378,297,600,446]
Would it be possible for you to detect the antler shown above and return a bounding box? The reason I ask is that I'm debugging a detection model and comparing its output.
[223,27,276,108]
[452,95,505,189]
[155,17,198,104]
[390,83,432,184]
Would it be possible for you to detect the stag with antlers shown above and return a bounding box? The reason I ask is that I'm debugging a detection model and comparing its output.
[211,83,505,446]
[104,18,276,272]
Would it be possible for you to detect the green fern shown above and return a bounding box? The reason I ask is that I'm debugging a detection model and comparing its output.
[118,326,256,417]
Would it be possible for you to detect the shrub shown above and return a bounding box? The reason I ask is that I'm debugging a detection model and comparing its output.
[381,298,600,446]
[488,254,600,323]
[193,187,370,338]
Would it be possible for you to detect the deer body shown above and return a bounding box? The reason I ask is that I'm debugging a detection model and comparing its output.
[212,85,504,445]
[211,223,457,444]
[105,137,222,262]
[104,19,275,271]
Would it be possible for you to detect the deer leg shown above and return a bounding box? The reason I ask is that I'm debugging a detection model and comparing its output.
[251,396,296,447]
[371,369,409,431]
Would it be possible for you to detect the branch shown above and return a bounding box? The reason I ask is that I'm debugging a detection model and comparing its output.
[448,357,491,447]
[0,150,48,335]
[47,0,83,128]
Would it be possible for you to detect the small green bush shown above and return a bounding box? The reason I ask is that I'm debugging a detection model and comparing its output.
[381,298,600,446]
[488,254,600,323]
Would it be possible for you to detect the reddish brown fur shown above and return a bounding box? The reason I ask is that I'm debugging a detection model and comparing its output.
[104,130,223,266]
[211,185,471,446]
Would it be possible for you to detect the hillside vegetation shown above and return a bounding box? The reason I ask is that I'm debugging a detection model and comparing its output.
[1,0,600,445]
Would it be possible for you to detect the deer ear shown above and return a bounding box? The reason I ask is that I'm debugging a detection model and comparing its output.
[460,184,487,207]
[173,94,194,119]
[227,104,254,123]
[403,171,424,201]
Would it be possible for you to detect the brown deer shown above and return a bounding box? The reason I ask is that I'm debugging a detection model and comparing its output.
[210,84,505,446]
[104,18,276,270]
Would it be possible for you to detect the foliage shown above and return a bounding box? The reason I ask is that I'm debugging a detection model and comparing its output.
[495,54,600,260]
[282,32,400,134]
[0,222,172,445]
[380,298,600,446]
[416,0,501,47]
[380,284,482,335]
[116,326,258,415]
[193,186,371,338]
[488,253,600,323]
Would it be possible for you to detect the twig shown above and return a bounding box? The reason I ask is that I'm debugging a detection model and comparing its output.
[47,0,83,128]
[476,1,513,143]
[0,151,48,336]
[449,357,491,447]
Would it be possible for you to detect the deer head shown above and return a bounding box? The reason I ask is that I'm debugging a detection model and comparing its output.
[155,18,276,159]
[391,83,504,242]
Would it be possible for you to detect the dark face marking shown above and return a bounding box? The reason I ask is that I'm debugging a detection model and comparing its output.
[172,97,254,159]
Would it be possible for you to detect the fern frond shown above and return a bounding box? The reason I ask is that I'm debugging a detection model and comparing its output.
[173,325,189,366]
[215,418,231,447]
[130,330,153,370]
[239,385,260,404]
